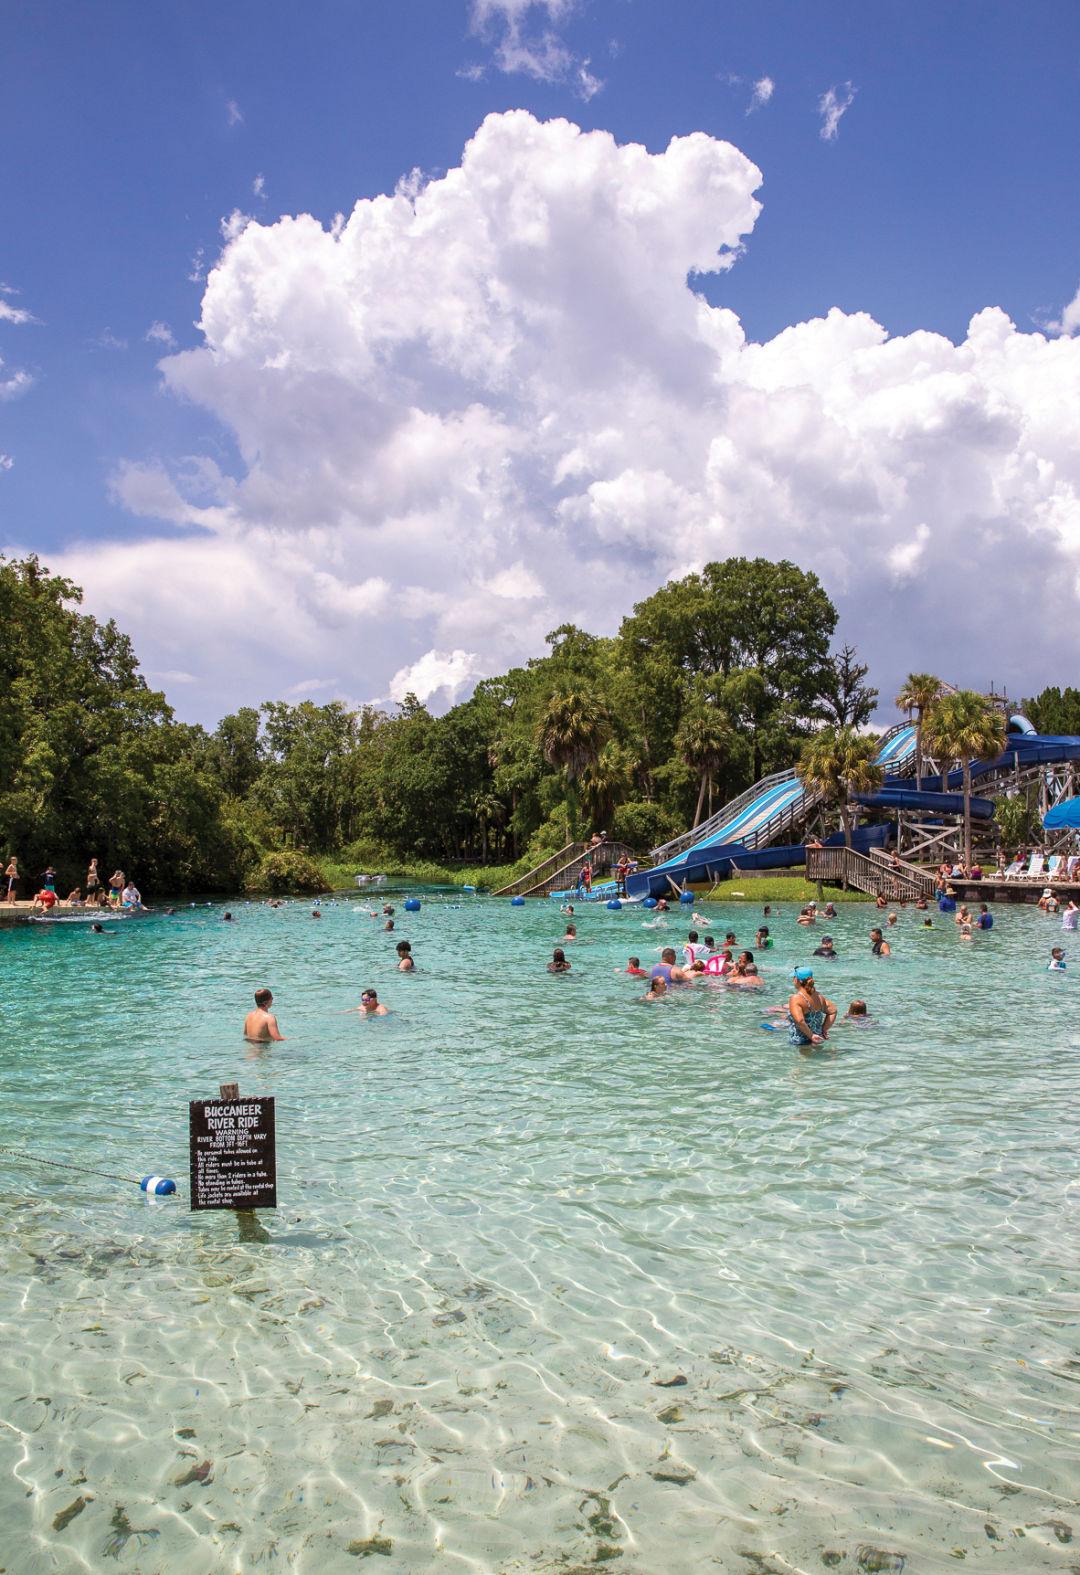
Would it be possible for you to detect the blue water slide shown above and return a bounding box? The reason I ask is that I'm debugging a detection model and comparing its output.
[625,723,917,900]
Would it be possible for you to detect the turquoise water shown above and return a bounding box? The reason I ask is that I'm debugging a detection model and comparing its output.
[1,891,1079,1573]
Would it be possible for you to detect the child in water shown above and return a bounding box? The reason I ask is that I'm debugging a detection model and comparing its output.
[1048,946,1067,971]
[625,956,647,976]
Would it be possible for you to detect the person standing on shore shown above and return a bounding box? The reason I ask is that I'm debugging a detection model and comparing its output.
[86,858,101,905]
[109,869,124,906]
[4,856,18,905]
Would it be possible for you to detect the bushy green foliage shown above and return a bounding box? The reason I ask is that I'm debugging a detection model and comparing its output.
[0,550,885,892]
[246,849,328,894]
[1019,686,1080,736]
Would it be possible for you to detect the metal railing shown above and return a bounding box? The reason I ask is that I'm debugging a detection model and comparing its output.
[521,841,641,899]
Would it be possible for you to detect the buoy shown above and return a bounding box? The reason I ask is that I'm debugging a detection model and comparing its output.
[141,1175,176,1195]
[679,891,694,904]
[642,897,658,909]
[404,898,421,912]
[510,896,525,906]
[606,899,622,910]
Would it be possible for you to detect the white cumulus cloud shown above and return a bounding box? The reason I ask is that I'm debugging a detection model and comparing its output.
[145,321,177,347]
[749,76,774,112]
[41,110,1080,723]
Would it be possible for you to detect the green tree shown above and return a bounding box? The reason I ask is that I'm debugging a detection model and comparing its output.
[924,691,1007,867]
[797,727,884,861]
[895,672,942,790]
[993,793,1034,851]
[536,690,612,840]
[1019,686,1080,736]
[579,741,634,831]
[675,706,736,828]
[621,557,837,782]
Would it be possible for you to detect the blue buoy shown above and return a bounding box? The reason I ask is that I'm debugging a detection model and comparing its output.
[141,1175,176,1195]
[606,899,622,910]
[679,891,694,904]
[404,898,421,912]
[510,896,526,906]
[642,897,657,909]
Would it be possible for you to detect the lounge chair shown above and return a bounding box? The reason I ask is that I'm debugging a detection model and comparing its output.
[1046,855,1063,882]
[1068,856,1080,880]
[1025,853,1045,882]
[1002,858,1025,879]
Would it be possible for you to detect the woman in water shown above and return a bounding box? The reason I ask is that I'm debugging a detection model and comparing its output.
[787,968,837,1049]
[547,948,572,973]
[643,976,668,1002]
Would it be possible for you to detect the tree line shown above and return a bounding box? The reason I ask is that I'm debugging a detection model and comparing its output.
[1,552,1030,893]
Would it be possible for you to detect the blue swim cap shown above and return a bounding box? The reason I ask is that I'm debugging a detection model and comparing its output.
[793,966,814,981]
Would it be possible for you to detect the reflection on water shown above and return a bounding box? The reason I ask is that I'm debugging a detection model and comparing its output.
[1,892,1079,1572]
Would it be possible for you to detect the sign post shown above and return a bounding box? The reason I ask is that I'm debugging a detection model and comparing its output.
[189,1084,277,1212]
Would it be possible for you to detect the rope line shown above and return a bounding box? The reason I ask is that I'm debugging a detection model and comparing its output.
[0,1144,144,1186]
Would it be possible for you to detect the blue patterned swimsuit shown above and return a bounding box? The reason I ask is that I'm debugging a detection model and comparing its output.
[789,1007,825,1046]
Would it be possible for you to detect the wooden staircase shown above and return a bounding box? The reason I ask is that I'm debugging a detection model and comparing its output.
[806,844,935,901]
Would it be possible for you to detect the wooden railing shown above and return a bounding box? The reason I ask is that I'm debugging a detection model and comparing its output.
[522,841,642,899]
[491,842,585,898]
[806,844,927,901]
[867,847,935,895]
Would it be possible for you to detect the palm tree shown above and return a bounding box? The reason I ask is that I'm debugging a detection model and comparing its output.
[579,742,633,832]
[798,727,884,878]
[675,707,735,828]
[894,672,942,790]
[536,689,612,840]
[924,690,1007,867]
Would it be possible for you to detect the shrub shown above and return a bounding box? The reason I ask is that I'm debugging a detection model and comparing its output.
[246,848,328,894]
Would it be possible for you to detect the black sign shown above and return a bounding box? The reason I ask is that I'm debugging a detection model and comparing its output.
[189,1096,277,1211]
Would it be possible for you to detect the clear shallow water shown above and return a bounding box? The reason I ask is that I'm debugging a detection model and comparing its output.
[1,892,1079,1573]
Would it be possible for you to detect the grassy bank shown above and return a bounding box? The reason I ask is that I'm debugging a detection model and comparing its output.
[700,875,873,904]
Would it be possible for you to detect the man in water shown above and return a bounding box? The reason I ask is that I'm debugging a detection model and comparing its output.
[870,927,891,956]
[787,967,836,1049]
[357,989,389,1015]
[975,904,993,930]
[244,988,285,1041]
[1062,899,1079,931]
[651,947,688,984]
[812,935,837,959]
[625,957,647,976]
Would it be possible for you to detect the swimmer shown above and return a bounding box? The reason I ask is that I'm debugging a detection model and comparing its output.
[685,959,708,981]
[975,903,993,930]
[547,948,571,973]
[959,918,973,941]
[684,930,709,964]
[870,927,891,957]
[90,922,117,935]
[844,999,870,1019]
[812,935,837,959]
[311,910,322,919]
[922,917,933,929]
[644,976,668,1002]
[223,911,234,921]
[625,956,647,976]
[355,989,389,1016]
[656,898,669,912]
[724,931,737,948]
[755,925,773,949]
[796,907,815,925]
[727,952,762,988]
[787,968,836,1050]
[383,919,394,931]
[396,941,415,971]
[875,894,888,910]
[382,905,395,916]
[954,904,971,927]
[1048,947,1067,971]
[887,912,898,927]
[915,896,928,910]
[561,923,577,943]
[244,987,285,1041]
[823,902,837,919]
[651,947,688,984]
[762,905,772,917]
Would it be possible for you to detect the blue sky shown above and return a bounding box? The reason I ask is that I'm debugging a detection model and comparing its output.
[3,0,1080,723]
